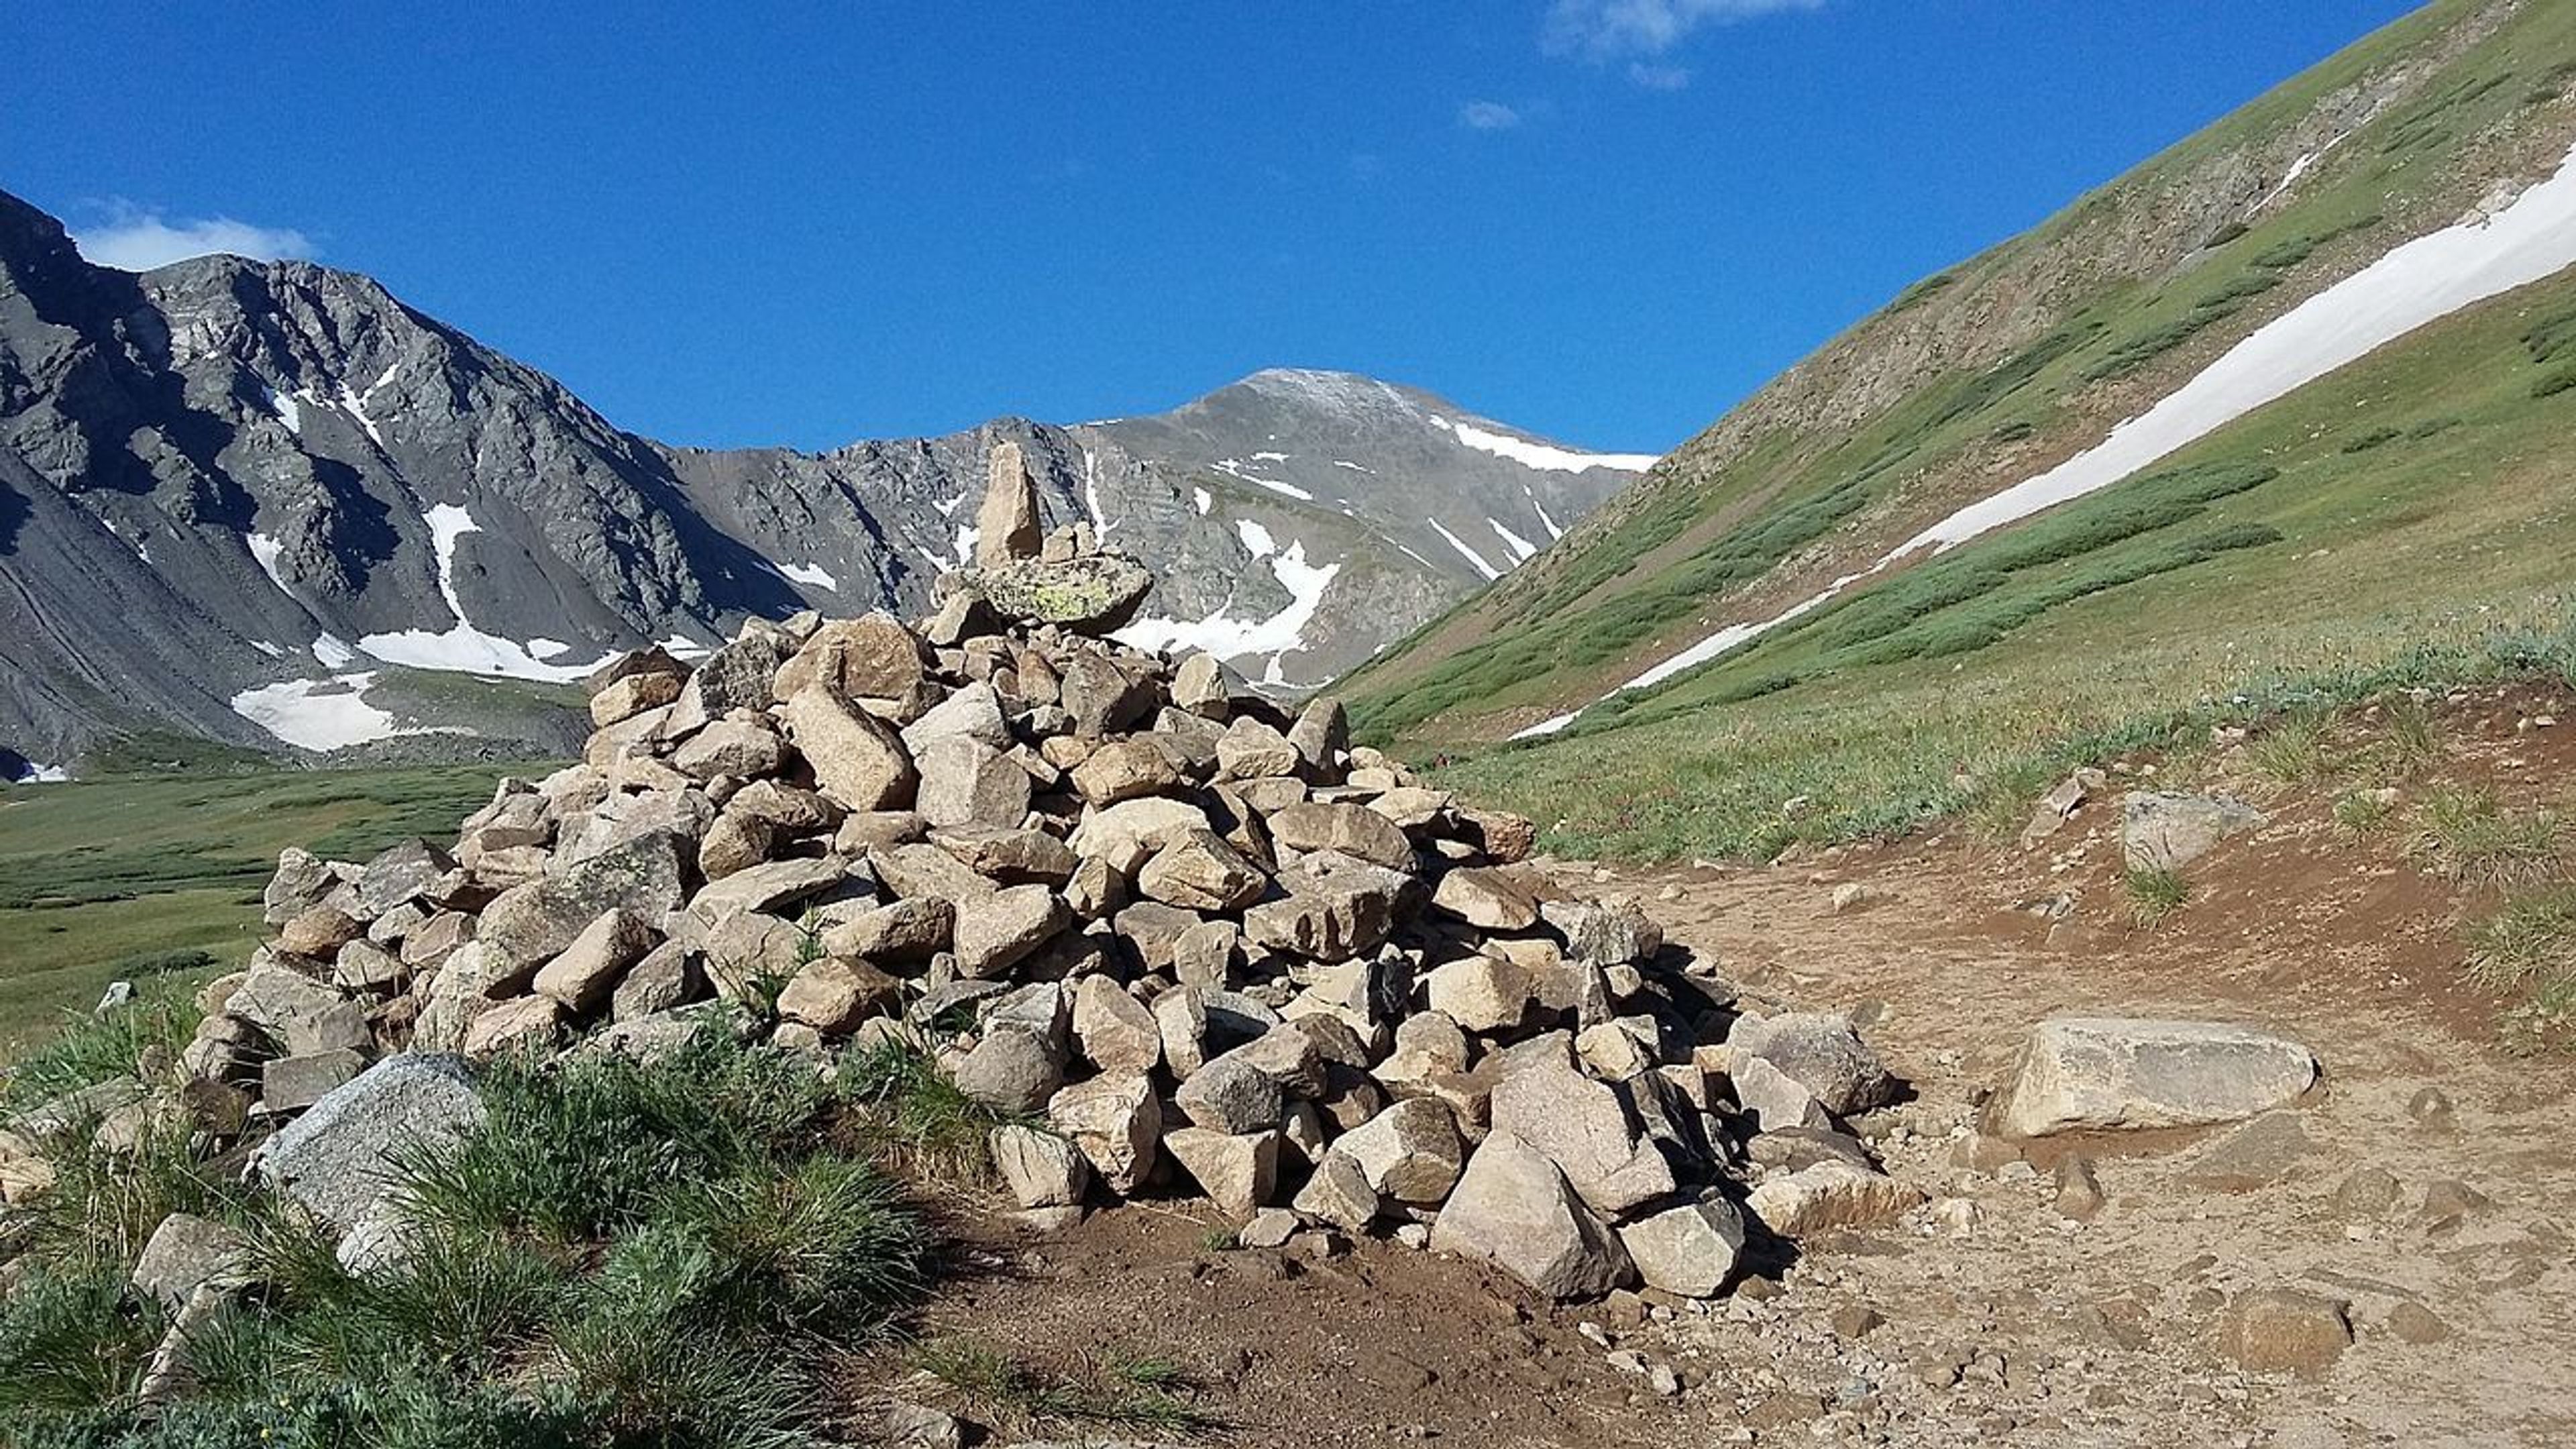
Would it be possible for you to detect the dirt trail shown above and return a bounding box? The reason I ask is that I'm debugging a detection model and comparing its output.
[885,690,2575,1447]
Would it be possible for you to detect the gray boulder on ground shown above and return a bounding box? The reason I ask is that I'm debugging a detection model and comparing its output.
[1430,1132,1633,1301]
[1996,1018,2319,1137]
[2120,792,2267,871]
[254,1055,485,1232]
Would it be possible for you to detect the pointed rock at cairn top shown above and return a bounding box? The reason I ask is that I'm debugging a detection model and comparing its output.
[975,441,1044,569]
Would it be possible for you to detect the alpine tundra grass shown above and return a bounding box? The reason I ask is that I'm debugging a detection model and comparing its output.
[0,763,538,1042]
[0,1020,940,1447]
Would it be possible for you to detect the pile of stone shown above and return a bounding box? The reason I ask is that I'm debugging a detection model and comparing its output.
[77,450,1947,1305]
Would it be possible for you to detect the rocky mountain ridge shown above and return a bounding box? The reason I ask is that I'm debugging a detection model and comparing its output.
[0,191,1654,776]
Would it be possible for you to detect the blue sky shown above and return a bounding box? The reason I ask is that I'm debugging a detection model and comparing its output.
[5,1,2424,453]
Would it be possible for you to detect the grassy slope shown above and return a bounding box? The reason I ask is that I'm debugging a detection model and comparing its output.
[1343,0,2576,745]
[0,763,533,1043]
[1426,267,2576,860]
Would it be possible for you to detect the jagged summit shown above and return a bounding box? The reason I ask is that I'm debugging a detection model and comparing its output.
[0,189,1657,775]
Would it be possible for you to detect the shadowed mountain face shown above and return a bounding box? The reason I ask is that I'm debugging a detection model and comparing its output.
[0,190,1655,774]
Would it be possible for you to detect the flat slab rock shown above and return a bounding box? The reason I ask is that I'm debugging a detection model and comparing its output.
[1996,1017,2318,1138]
[254,1054,485,1231]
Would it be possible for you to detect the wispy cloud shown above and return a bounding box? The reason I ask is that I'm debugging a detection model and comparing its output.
[1459,99,1524,131]
[1625,62,1694,91]
[70,201,317,272]
[1546,0,1825,61]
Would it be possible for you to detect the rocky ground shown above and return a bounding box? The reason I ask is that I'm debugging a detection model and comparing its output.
[872,686,2575,1448]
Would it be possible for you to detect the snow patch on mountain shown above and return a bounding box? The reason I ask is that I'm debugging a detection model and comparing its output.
[1426,517,1502,581]
[231,672,417,751]
[777,560,838,590]
[312,633,356,668]
[1583,137,2576,724]
[1428,416,1658,474]
[1489,517,1538,561]
[1192,487,1212,515]
[1526,488,1565,541]
[1114,527,1342,682]
[246,533,294,594]
[354,504,601,682]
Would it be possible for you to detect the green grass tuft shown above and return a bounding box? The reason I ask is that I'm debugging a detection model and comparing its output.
[2245,710,2335,785]
[2126,866,2192,926]
[914,1337,1222,1435]
[2410,785,2565,888]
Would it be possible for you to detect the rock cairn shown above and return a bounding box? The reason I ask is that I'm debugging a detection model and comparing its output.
[144,450,1942,1305]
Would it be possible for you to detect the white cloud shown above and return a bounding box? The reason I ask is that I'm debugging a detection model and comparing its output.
[71,202,317,272]
[1460,99,1524,131]
[1627,62,1695,91]
[1546,0,1825,60]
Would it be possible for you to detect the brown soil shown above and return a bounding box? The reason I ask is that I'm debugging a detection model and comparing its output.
[869,687,2575,1447]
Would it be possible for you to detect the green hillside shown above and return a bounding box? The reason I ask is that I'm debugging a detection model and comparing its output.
[1340,0,2576,859]
[0,764,529,1042]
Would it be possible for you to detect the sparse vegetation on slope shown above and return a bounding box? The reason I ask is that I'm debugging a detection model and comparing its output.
[1346,0,2576,745]
[0,1024,938,1448]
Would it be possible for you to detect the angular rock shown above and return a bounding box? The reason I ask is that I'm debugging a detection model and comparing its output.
[611,941,704,1022]
[925,826,1076,887]
[1059,651,1157,735]
[1047,1074,1161,1194]
[1285,696,1348,777]
[1745,1159,1928,1236]
[131,1212,253,1312]
[1432,867,1539,930]
[1073,975,1163,1076]
[461,995,565,1059]
[777,957,902,1034]
[1424,955,1532,1034]
[989,1124,1089,1209]
[674,718,788,781]
[951,883,1071,979]
[1215,717,1300,780]
[1138,829,1266,912]
[914,735,1032,828]
[820,896,955,963]
[256,1055,485,1230]
[263,847,341,926]
[1173,1051,1284,1134]
[229,965,371,1058]
[1618,1197,1747,1299]
[975,440,1044,566]
[1289,1148,1381,1232]
[1155,986,1210,1079]
[532,909,658,1014]
[1071,739,1184,805]
[1542,898,1661,967]
[1996,1018,2318,1138]
[1430,1132,1631,1301]
[900,680,1014,753]
[1727,1012,1898,1116]
[1730,1054,1832,1132]
[1164,1126,1281,1220]
[1489,1051,1674,1216]
[1267,802,1415,873]
[260,1049,368,1115]
[782,686,918,812]
[1334,1098,1466,1204]
[2121,792,2267,871]
[1243,851,1407,960]
[480,832,687,968]
[356,839,458,921]
[774,614,932,703]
